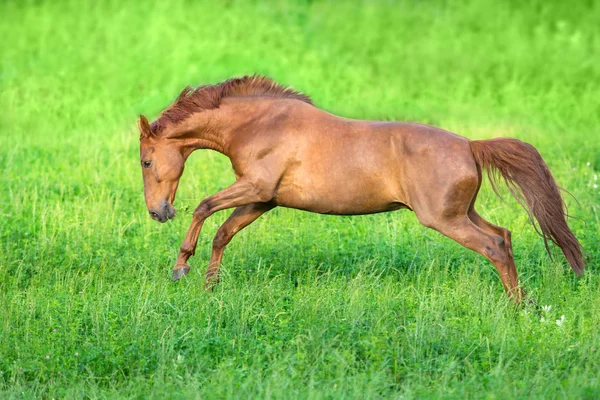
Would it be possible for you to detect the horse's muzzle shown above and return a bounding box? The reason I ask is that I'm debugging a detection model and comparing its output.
[149,201,176,223]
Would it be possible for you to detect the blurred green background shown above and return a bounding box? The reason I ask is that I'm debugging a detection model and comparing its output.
[1,0,599,398]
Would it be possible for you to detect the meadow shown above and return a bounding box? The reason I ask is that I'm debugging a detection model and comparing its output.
[1,0,599,398]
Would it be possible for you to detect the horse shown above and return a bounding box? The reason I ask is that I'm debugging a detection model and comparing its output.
[138,75,583,301]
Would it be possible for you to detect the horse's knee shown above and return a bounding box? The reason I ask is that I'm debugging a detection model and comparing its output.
[212,229,231,249]
[193,201,211,219]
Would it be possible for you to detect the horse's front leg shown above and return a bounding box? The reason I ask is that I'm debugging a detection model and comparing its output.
[172,180,269,281]
[205,203,274,289]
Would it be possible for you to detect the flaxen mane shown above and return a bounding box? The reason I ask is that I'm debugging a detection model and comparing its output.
[150,75,312,134]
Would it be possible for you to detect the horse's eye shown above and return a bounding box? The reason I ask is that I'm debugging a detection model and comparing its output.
[143,160,152,168]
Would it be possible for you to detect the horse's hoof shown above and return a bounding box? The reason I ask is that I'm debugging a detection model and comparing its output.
[172,265,190,281]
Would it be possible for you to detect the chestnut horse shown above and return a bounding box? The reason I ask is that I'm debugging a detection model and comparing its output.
[138,75,583,301]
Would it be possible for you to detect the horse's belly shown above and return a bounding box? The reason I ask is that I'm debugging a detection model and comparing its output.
[274,175,409,215]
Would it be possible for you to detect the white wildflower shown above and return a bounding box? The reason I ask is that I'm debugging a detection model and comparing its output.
[594,184,598,189]
[541,305,552,313]
[540,317,546,323]
[556,315,565,326]
[587,161,591,166]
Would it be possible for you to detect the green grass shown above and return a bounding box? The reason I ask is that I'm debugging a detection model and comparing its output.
[1,0,599,398]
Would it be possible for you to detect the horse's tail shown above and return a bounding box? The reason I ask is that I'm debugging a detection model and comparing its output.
[469,138,584,275]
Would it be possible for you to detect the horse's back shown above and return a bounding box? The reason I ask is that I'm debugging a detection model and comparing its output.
[270,108,477,215]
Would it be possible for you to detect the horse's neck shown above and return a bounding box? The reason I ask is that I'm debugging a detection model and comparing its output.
[182,99,270,156]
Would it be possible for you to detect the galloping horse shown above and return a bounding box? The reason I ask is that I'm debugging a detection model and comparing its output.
[138,75,583,301]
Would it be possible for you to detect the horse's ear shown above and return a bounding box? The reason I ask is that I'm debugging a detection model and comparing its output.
[138,115,152,139]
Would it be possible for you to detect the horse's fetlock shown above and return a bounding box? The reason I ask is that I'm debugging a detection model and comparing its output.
[180,245,194,256]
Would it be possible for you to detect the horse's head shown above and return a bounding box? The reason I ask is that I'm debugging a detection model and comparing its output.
[138,115,184,223]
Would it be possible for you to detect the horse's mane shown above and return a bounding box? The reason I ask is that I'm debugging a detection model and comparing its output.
[150,75,312,134]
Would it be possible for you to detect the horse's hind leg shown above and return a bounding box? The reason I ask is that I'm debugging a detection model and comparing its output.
[412,167,523,301]
[468,211,513,255]
[205,203,274,289]
[468,209,523,298]
[422,214,523,301]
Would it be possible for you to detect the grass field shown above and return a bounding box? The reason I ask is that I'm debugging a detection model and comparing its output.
[1,0,599,398]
